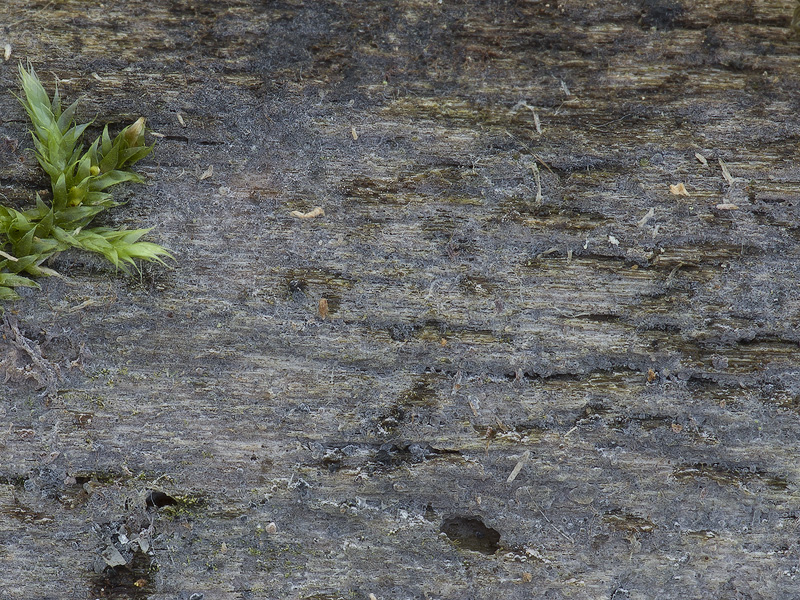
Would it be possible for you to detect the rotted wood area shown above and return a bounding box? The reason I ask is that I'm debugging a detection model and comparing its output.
[1,1,799,598]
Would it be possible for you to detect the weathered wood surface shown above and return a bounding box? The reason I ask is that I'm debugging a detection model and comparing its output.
[1,1,800,598]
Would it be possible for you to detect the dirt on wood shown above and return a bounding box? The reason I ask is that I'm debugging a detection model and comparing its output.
[1,1,800,599]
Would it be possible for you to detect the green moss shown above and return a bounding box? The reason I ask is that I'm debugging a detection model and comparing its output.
[0,64,172,300]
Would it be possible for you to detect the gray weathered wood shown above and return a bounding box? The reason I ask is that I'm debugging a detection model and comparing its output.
[1,1,799,598]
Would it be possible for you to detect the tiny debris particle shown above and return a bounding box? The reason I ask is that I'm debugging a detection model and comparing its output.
[522,572,533,583]
[101,546,128,568]
[351,126,358,140]
[537,246,558,259]
[318,297,329,319]
[608,234,620,246]
[637,207,655,227]
[669,183,689,196]
[507,450,530,483]
[265,522,277,533]
[718,158,734,185]
[671,423,683,433]
[647,368,657,383]
[511,100,542,133]
[369,594,378,600]
[133,579,148,588]
[695,152,708,167]
[4,44,11,61]
[291,206,325,219]
[177,112,186,127]
[91,72,102,81]
[715,203,739,210]
[199,165,213,180]
[525,546,551,563]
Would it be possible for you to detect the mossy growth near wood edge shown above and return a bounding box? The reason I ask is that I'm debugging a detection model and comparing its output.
[0,63,173,301]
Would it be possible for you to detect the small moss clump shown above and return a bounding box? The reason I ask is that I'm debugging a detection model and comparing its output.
[0,63,172,300]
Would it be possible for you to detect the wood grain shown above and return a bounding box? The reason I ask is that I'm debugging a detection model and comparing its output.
[1,1,799,598]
